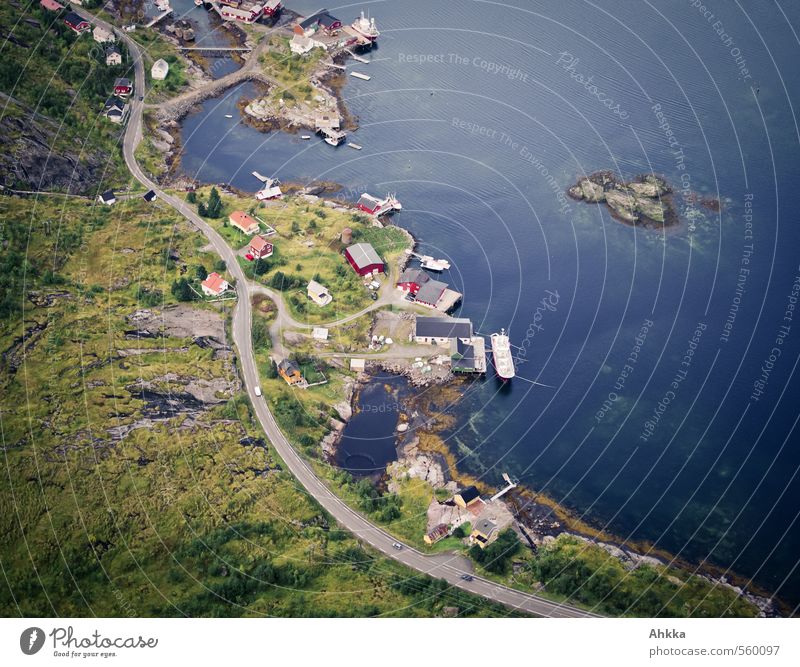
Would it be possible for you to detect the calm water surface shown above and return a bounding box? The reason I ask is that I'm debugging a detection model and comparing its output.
[178,0,800,607]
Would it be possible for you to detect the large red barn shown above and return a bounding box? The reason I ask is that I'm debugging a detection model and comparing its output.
[344,242,384,276]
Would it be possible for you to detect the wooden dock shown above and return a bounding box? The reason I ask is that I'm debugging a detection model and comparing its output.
[145,9,173,28]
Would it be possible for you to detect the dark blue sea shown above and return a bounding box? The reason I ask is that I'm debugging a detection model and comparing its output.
[177,0,800,609]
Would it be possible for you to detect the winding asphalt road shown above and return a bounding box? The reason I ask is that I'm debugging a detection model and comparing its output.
[80,8,600,619]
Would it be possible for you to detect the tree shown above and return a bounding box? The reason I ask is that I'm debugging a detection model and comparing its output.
[171,278,197,302]
[197,202,208,217]
[206,187,223,218]
[186,191,197,204]
[469,529,520,574]
[195,265,208,281]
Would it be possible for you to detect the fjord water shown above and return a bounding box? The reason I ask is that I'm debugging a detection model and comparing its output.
[179,1,800,607]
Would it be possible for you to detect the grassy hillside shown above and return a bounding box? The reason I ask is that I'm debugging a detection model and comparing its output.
[0,1,131,193]
[0,195,514,617]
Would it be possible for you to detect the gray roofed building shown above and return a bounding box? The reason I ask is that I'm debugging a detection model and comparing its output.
[414,278,448,306]
[397,267,429,286]
[344,242,384,275]
[414,316,473,344]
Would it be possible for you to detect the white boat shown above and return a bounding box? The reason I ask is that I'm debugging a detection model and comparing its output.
[351,11,380,42]
[320,128,346,146]
[348,143,362,150]
[420,255,450,272]
[224,114,233,118]
[194,0,204,6]
[155,0,171,12]
[490,329,515,381]
[301,135,311,140]
[350,71,371,81]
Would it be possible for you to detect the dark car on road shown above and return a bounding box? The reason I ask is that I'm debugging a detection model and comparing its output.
[460,574,474,581]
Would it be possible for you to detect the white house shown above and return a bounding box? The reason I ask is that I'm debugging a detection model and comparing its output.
[307,280,332,306]
[105,46,122,66]
[201,272,229,297]
[290,34,324,55]
[93,25,115,44]
[151,58,169,81]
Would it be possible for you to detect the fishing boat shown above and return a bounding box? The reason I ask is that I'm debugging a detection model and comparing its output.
[490,329,515,381]
[350,11,380,42]
[419,255,450,271]
[356,192,402,216]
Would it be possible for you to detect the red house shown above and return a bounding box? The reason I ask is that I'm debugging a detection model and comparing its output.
[344,242,384,276]
[396,267,429,294]
[64,11,90,34]
[294,10,342,36]
[262,0,282,17]
[113,77,132,96]
[249,235,273,259]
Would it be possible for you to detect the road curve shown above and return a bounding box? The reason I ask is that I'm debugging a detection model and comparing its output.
[79,7,601,619]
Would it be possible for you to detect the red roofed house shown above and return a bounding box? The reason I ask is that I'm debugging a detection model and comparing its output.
[201,272,229,297]
[229,210,260,235]
[344,242,384,276]
[249,235,273,259]
[396,267,430,295]
[41,0,65,11]
[113,77,132,96]
[64,11,90,33]
[262,0,282,18]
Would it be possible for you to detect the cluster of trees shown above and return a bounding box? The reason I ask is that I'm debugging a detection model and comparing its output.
[267,271,304,291]
[197,187,223,218]
[469,529,521,575]
[171,278,197,302]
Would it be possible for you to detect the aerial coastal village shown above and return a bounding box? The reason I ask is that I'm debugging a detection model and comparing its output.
[1,0,781,627]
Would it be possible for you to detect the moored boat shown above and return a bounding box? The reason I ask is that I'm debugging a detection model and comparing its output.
[351,11,380,42]
[490,329,515,380]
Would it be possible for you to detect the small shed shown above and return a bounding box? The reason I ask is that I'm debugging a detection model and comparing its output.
[307,279,332,306]
[97,190,116,205]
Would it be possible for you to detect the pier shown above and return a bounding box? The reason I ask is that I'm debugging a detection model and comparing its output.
[490,474,518,502]
[145,9,173,28]
[179,46,252,52]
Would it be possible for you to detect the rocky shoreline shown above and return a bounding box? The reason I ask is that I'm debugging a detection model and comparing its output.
[321,365,779,616]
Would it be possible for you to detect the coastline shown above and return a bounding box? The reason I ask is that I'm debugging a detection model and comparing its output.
[326,367,781,616]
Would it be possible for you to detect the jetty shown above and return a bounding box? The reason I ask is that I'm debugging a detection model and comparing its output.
[146,9,173,28]
[350,71,371,81]
[490,473,518,502]
[347,50,370,64]
[179,46,252,52]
